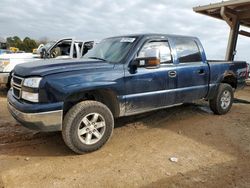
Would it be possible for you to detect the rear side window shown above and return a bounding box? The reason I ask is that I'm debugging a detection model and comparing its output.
[175,38,202,63]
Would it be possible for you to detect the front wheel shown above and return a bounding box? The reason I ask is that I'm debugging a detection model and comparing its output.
[209,83,234,115]
[6,72,12,89]
[62,100,114,154]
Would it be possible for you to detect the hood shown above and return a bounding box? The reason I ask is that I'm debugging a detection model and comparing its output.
[14,58,114,77]
[0,53,36,59]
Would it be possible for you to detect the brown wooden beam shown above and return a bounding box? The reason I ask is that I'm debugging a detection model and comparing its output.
[220,7,235,28]
[238,10,250,19]
[193,0,250,12]
[239,30,250,37]
[223,7,238,17]
[220,6,240,61]
[226,20,240,61]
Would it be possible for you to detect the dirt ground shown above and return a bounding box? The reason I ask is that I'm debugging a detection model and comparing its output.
[0,87,250,188]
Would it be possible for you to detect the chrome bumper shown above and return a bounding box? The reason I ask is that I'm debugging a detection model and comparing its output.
[0,72,10,85]
[8,102,63,132]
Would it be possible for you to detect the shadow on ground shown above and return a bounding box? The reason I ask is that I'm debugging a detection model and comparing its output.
[142,159,250,188]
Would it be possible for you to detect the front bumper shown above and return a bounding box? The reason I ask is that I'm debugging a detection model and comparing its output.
[7,90,63,132]
[0,72,10,85]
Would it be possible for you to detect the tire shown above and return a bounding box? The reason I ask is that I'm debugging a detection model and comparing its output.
[6,74,12,89]
[62,100,114,154]
[209,83,234,115]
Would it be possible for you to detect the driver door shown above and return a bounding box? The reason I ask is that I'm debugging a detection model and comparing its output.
[48,38,75,59]
[124,40,176,115]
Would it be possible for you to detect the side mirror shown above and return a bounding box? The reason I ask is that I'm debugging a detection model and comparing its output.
[132,48,160,69]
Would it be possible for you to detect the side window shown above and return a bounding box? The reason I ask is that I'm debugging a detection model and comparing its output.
[175,38,202,63]
[138,41,172,64]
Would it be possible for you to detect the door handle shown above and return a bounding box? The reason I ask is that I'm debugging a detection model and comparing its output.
[168,71,177,78]
[197,69,205,75]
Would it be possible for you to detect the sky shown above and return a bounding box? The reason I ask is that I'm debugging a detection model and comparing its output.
[0,0,249,61]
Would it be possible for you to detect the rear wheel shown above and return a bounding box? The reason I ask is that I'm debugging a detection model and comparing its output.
[209,83,233,115]
[62,100,114,154]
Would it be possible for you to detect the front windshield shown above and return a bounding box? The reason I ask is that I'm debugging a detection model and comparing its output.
[84,37,137,63]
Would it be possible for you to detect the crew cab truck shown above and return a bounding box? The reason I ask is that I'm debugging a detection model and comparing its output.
[7,34,248,154]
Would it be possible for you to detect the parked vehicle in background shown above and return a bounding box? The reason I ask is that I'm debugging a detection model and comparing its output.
[7,34,247,154]
[0,38,94,87]
[32,44,44,54]
[9,47,19,53]
[0,49,12,55]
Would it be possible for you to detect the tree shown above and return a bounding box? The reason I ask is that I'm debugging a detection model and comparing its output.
[23,37,37,52]
[6,36,38,52]
[12,36,23,49]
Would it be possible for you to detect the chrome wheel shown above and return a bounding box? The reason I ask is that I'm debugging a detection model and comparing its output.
[220,90,231,110]
[78,113,106,145]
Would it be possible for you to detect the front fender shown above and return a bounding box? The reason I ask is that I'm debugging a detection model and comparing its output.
[62,81,118,100]
[40,80,119,103]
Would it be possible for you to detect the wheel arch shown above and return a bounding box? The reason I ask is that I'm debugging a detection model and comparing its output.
[63,89,120,118]
[221,72,237,89]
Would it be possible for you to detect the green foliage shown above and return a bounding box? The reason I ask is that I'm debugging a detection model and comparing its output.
[23,37,37,52]
[6,36,38,52]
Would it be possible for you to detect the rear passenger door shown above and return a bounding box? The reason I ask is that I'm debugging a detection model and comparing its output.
[174,38,209,103]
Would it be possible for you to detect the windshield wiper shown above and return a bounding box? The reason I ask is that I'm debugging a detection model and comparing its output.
[88,57,107,61]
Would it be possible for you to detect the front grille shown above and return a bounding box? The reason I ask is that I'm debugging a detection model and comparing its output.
[13,86,21,99]
[13,76,23,85]
[12,74,24,99]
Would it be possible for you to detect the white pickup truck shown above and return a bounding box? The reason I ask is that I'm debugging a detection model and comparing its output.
[0,38,93,87]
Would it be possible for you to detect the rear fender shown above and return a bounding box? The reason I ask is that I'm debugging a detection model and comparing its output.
[206,70,236,100]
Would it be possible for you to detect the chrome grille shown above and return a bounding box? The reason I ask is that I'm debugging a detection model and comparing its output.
[12,74,24,99]
[13,87,21,98]
[13,76,23,85]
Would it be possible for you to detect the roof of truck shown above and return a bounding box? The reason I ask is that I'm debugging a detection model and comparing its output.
[106,33,198,39]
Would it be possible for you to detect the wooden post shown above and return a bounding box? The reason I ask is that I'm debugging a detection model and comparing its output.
[220,7,240,61]
[225,19,240,61]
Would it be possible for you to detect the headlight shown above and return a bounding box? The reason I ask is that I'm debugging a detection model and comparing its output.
[23,77,42,88]
[22,91,39,103]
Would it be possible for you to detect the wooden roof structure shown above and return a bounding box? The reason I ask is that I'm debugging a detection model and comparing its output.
[194,0,250,28]
[193,0,250,60]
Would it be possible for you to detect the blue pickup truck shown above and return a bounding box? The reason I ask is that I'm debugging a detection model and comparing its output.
[7,34,248,154]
